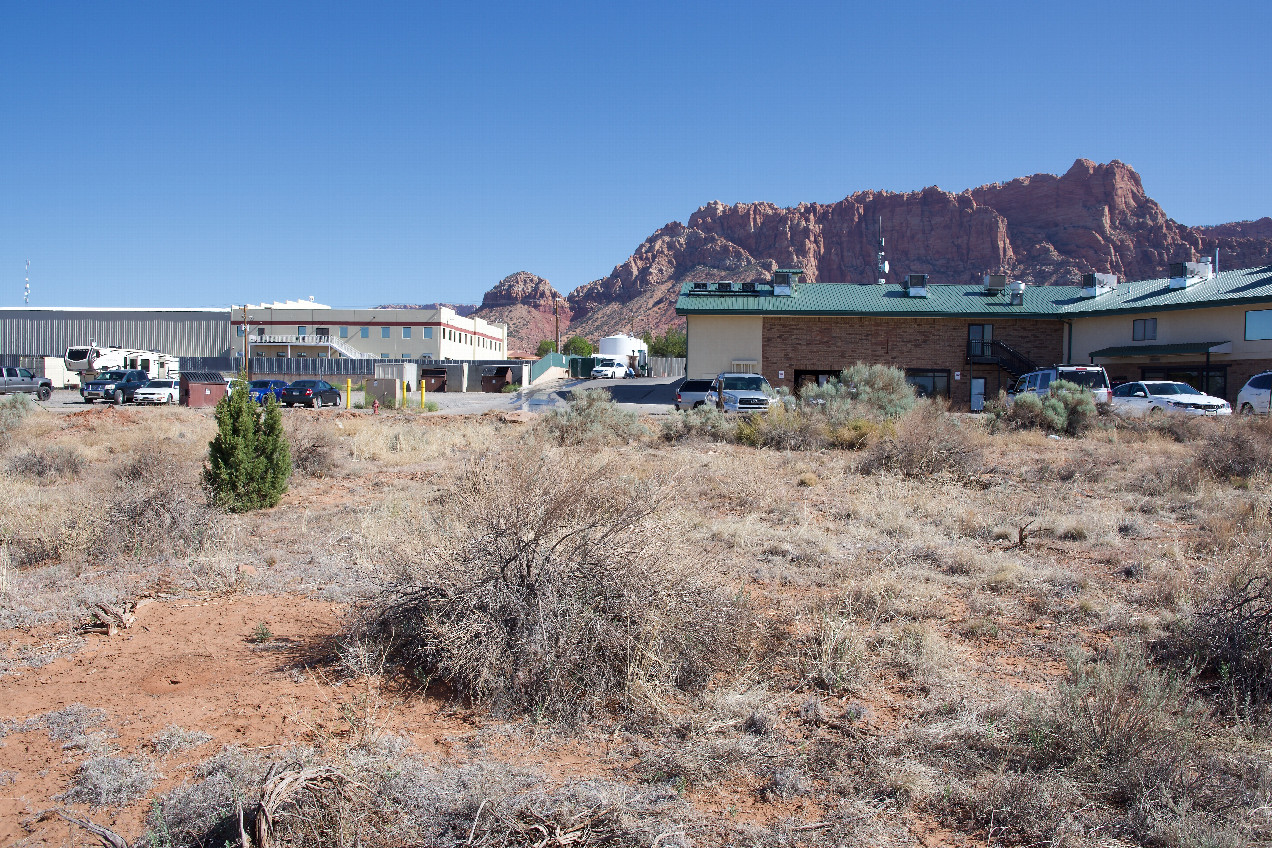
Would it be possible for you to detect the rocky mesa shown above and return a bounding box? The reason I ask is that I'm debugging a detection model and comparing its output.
[473,271,570,355]
[479,159,1272,347]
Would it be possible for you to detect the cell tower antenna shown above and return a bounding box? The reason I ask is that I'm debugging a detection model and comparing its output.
[24,260,30,304]
[875,217,889,285]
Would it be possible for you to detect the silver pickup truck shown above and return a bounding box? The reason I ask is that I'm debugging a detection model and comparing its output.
[0,367,53,401]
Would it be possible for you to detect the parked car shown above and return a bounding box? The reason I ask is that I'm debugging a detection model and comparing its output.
[705,373,773,413]
[281,379,341,408]
[590,358,627,379]
[1237,371,1272,414]
[0,366,53,400]
[1009,365,1112,405]
[1109,381,1231,417]
[133,379,180,405]
[248,379,289,404]
[675,378,714,411]
[81,369,150,404]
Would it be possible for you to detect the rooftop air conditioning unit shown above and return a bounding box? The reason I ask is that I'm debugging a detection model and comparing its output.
[772,268,803,296]
[1169,258,1213,289]
[904,274,928,297]
[691,281,709,292]
[739,281,756,293]
[984,274,1008,293]
[1009,280,1026,306]
[715,281,735,293]
[1081,272,1118,298]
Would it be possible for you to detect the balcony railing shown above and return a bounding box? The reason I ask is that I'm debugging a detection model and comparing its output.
[247,334,370,359]
[967,339,1037,378]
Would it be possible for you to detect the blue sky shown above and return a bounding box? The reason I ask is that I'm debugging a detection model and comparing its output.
[1,1,1268,308]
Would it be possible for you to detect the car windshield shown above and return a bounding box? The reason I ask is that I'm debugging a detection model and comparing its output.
[144,381,172,388]
[98,371,128,380]
[722,376,768,392]
[1058,369,1109,389]
[1144,382,1199,396]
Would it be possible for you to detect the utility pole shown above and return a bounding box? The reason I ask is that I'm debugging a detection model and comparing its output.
[242,304,252,382]
[554,298,561,355]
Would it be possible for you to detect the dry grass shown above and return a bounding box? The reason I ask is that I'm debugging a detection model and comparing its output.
[8,403,1272,846]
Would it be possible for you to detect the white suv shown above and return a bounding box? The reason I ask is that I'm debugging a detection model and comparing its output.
[1237,371,1272,414]
[1009,365,1112,405]
[706,373,772,412]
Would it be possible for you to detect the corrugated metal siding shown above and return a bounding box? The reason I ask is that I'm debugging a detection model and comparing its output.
[0,310,233,358]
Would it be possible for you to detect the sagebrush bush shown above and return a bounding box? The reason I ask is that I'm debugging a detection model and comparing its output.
[987,380,1097,435]
[104,457,219,557]
[800,363,916,420]
[538,388,647,446]
[660,405,737,443]
[204,390,292,511]
[0,392,34,441]
[287,419,340,477]
[860,400,982,478]
[348,450,750,720]
[8,445,84,482]
[1161,564,1272,713]
[58,755,154,809]
[1196,416,1272,480]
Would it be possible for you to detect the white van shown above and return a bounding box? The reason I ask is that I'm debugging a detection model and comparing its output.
[1009,365,1112,405]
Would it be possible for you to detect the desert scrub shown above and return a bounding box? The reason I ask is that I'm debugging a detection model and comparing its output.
[860,400,983,479]
[538,388,647,446]
[101,456,219,558]
[58,755,154,809]
[0,392,34,442]
[986,380,1097,435]
[660,405,737,443]
[348,449,750,720]
[7,445,85,482]
[1195,414,1272,481]
[798,362,916,420]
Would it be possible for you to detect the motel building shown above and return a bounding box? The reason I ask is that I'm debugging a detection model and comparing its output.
[676,263,1272,410]
[232,301,508,362]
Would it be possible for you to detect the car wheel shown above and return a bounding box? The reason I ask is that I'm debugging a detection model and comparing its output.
[83,398,94,404]
[1241,402,1255,415]
[334,393,342,407]
[693,401,704,409]
[309,397,318,409]
[114,390,124,405]
[37,386,51,401]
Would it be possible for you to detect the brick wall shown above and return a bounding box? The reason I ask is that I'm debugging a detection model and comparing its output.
[761,316,1064,409]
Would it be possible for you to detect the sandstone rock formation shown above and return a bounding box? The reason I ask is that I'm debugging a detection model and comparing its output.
[483,160,1272,343]
[472,272,569,355]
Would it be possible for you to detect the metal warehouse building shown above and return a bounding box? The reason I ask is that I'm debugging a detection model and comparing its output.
[0,307,234,359]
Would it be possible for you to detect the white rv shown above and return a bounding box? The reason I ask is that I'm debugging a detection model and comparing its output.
[63,345,180,379]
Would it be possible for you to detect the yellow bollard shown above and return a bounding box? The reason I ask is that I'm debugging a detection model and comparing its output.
[421,379,426,409]
[402,378,407,410]
[345,378,351,409]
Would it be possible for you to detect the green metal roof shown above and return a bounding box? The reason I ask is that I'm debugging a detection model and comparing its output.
[675,282,1086,318]
[675,265,1272,319]
[1088,341,1230,358]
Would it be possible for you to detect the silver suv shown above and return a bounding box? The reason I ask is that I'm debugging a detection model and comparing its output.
[706,373,772,412]
[1009,365,1111,405]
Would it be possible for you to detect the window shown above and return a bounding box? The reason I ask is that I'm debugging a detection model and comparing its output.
[968,324,993,357]
[1246,309,1272,340]
[381,353,389,359]
[1249,374,1272,390]
[236,325,245,337]
[298,326,307,336]
[360,327,369,338]
[380,326,389,339]
[1133,318,1157,341]
[403,327,411,339]
[1141,366,1227,400]
[339,326,348,338]
[422,327,433,339]
[905,369,950,399]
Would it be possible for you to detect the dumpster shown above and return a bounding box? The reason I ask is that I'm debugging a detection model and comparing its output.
[420,369,448,393]
[481,366,515,393]
[569,357,598,379]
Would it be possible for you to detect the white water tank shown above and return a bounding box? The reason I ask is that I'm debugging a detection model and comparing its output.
[598,335,648,361]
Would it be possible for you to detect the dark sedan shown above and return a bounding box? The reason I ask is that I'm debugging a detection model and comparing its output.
[248,379,289,404]
[281,379,341,408]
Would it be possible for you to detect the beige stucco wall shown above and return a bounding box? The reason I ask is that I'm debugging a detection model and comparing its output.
[686,315,763,378]
[1071,304,1272,363]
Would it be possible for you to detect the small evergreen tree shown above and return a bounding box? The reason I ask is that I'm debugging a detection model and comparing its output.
[204,387,292,512]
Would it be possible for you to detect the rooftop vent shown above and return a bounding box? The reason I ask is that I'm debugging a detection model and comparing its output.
[739,281,756,293]
[690,281,709,292]
[903,274,929,297]
[1169,259,1214,289]
[773,268,803,297]
[1009,280,1026,306]
[984,274,1008,293]
[1081,272,1118,298]
[715,281,735,293]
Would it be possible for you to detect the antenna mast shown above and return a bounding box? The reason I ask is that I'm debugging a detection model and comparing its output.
[24,260,30,304]
[875,217,889,285]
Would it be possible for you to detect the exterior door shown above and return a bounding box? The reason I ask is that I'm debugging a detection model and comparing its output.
[968,324,992,357]
[971,378,986,412]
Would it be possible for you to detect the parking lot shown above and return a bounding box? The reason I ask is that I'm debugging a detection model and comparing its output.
[29,375,688,416]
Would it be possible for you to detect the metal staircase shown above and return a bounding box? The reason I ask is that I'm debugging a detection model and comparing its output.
[967,339,1037,378]
[250,334,373,359]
